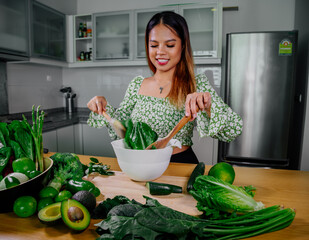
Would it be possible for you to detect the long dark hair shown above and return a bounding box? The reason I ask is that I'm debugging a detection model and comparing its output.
[145,11,196,108]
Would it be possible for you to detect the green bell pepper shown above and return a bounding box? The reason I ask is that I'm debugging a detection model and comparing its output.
[66,178,100,197]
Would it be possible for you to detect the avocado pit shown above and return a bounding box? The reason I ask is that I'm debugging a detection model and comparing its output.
[68,206,84,222]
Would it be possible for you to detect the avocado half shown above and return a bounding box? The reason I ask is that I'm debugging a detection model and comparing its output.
[61,199,90,231]
[38,202,62,225]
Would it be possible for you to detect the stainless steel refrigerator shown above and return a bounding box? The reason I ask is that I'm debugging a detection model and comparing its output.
[218,31,302,169]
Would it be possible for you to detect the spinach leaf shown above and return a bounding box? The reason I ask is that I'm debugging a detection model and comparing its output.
[92,195,133,219]
[107,204,143,218]
[123,119,158,150]
[14,128,34,161]
[135,206,202,237]
[9,140,26,159]
[6,120,33,160]
[96,215,161,240]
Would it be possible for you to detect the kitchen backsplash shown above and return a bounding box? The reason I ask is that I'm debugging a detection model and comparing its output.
[0,61,8,115]
[6,63,222,113]
[6,63,64,113]
[62,65,222,109]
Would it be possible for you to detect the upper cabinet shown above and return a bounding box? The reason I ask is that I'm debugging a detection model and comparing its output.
[32,1,66,61]
[69,3,222,67]
[134,7,176,59]
[179,3,222,60]
[94,11,132,61]
[0,0,30,59]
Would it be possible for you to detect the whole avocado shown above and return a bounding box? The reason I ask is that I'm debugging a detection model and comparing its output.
[72,190,96,213]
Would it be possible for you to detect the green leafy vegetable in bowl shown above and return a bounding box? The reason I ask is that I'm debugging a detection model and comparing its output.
[122,119,158,150]
[0,105,45,182]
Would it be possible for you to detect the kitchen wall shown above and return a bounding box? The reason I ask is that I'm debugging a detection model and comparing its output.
[6,63,63,113]
[0,62,8,115]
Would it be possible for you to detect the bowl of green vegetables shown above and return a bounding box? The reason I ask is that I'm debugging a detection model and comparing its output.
[0,157,53,212]
[0,105,53,212]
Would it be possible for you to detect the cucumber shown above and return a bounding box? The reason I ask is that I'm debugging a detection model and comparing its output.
[186,162,205,193]
[146,181,182,195]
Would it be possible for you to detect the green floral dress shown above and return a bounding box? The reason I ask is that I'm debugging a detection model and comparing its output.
[87,73,243,146]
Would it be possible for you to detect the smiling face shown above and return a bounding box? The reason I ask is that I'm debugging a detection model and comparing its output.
[148,24,183,74]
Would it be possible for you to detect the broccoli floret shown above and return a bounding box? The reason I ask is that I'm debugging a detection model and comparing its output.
[48,152,84,191]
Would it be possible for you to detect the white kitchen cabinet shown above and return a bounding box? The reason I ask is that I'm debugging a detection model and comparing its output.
[82,124,115,158]
[73,124,83,155]
[68,3,222,67]
[56,125,75,153]
[43,130,57,152]
[179,3,222,60]
[43,124,81,154]
[93,11,133,61]
[135,4,222,63]
[134,7,176,59]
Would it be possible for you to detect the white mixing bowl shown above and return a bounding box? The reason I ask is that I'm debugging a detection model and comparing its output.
[111,139,180,181]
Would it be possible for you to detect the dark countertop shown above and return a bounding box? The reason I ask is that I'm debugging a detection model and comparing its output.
[0,107,91,132]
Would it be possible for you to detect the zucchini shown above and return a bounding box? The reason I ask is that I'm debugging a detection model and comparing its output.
[186,162,205,192]
[146,181,182,195]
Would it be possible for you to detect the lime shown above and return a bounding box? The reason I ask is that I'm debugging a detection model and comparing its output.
[54,190,72,202]
[13,196,37,218]
[208,162,235,184]
[12,158,36,175]
[37,197,54,212]
[39,186,59,199]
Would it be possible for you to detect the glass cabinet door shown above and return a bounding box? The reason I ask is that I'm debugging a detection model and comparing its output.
[32,1,66,60]
[180,4,222,58]
[0,0,29,56]
[135,8,176,59]
[94,12,131,60]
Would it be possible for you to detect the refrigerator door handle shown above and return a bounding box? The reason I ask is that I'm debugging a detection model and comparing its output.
[295,94,302,103]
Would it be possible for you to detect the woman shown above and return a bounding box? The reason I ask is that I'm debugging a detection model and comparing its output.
[87,11,243,164]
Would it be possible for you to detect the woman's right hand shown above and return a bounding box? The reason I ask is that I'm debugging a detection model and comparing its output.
[87,96,107,115]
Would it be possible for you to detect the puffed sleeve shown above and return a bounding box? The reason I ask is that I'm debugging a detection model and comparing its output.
[195,73,243,142]
[87,76,143,139]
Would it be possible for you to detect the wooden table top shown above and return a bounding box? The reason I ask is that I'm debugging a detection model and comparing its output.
[0,153,308,240]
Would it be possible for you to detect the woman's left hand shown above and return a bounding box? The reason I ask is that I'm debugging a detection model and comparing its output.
[185,92,211,120]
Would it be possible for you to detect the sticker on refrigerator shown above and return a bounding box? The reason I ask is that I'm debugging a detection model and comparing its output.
[279,39,292,56]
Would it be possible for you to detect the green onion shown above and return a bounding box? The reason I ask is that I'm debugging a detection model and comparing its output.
[202,207,295,240]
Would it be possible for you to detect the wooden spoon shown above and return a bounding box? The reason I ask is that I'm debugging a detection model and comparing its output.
[146,115,192,150]
[146,105,211,150]
[101,111,126,139]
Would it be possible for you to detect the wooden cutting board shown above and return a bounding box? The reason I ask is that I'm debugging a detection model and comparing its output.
[85,171,202,216]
